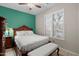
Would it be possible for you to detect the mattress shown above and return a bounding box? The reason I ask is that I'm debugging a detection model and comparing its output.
[15,34,49,51]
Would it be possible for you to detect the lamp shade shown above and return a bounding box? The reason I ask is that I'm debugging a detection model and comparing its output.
[4,28,14,37]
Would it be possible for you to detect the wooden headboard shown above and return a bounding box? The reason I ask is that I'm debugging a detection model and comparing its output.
[14,25,32,36]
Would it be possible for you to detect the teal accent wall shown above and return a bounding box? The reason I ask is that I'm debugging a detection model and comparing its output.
[0,6,36,32]
[0,6,36,47]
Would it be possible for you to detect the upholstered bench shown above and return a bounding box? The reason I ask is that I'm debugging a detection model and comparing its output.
[28,43,59,56]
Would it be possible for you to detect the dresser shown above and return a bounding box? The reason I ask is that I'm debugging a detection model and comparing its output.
[0,16,6,56]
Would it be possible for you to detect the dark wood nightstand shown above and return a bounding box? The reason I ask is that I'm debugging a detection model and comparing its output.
[5,37,12,49]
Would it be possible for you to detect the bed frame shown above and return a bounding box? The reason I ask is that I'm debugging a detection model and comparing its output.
[14,25,32,36]
[13,25,32,55]
[13,25,59,56]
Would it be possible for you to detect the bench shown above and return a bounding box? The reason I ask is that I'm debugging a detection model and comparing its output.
[28,43,59,56]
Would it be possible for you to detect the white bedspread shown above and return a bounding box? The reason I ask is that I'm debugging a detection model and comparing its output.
[15,34,49,51]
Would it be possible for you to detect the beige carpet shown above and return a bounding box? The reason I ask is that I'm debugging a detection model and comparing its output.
[5,48,16,56]
[5,48,63,56]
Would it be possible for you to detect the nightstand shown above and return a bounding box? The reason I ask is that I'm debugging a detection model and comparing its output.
[5,37,12,49]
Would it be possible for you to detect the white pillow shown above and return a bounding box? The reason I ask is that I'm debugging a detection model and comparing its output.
[16,31,34,36]
[16,31,26,36]
[25,31,34,35]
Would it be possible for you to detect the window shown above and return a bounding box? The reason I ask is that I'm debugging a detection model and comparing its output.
[44,13,53,37]
[53,9,64,40]
[44,9,64,40]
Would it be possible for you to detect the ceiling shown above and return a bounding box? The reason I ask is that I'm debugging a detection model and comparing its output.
[0,3,55,15]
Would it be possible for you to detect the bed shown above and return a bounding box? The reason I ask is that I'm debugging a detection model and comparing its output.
[14,25,49,54]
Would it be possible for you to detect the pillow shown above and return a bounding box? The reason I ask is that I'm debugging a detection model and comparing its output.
[16,31,26,36]
[25,31,34,35]
[16,31,34,36]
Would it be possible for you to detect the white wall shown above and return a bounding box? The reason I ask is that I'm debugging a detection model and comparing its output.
[36,3,79,54]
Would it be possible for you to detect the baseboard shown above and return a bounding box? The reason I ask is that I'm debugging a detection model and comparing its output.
[59,47,79,56]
